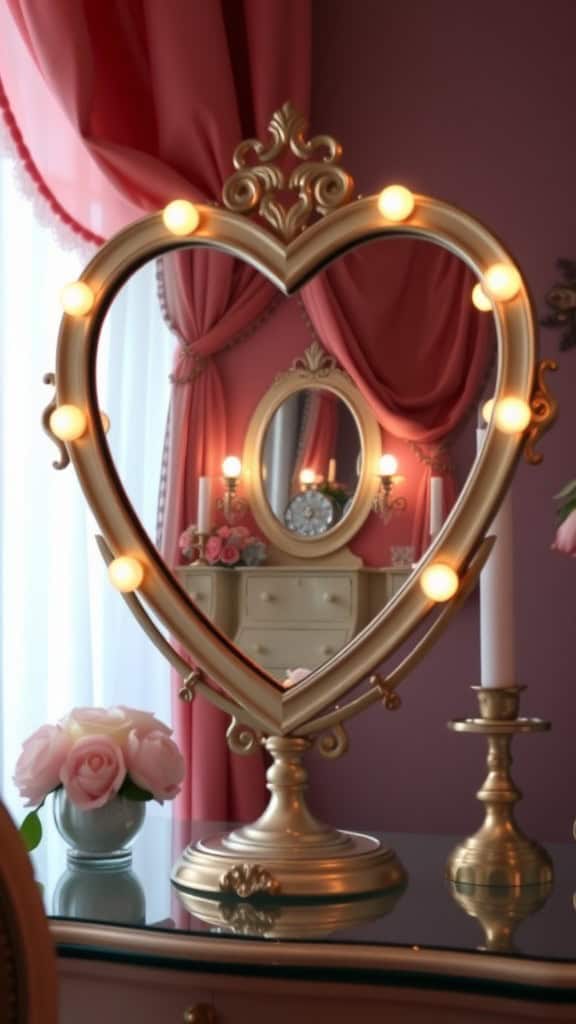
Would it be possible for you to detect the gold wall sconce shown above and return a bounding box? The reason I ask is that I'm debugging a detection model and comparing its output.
[372,454,407,523]
[217,456,248,525]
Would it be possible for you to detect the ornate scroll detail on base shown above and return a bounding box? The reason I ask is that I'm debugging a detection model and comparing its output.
[172,735,405,900]
[219,863,280,898]
[524,358,559,465]
[221,101,355,241]
[446,686,553,887]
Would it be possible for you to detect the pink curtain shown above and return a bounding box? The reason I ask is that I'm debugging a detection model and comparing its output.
[294,391,339,485]
[2,0,312,821]
[302,238,491,556]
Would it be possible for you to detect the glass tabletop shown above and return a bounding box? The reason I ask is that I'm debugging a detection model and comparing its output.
[35,810,576,966]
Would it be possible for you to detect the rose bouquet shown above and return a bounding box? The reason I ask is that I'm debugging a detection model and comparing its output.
[180,523,267,568]
[14,706,184,851]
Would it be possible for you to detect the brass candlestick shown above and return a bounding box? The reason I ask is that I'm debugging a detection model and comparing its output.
[446,686,553,887]
[187,530,208,566]
[450,879,552,953]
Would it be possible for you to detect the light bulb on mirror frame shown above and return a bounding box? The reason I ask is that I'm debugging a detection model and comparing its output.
[100,411,111,434]
[372,453,407,523]
[482,263,522,303]
[493,396,531,433]
[218,455,247,525]
[49,404,87,442]
[108,556,144,593]
[162,199,200,236]
[377,185,415,222]
[420,562,459,602]
[60,281,94,316]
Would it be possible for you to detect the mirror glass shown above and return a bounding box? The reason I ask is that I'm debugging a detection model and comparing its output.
[97,237,496,686]
[262,390,361,536]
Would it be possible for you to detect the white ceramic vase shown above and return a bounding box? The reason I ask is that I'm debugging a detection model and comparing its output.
[53,789,146,865]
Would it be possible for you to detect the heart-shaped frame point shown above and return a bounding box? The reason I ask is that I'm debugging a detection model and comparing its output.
[52,191,536,739]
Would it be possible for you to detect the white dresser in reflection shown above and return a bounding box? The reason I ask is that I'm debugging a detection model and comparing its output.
[175,565,409,679]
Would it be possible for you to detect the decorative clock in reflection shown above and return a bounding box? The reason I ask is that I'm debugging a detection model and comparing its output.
[284,490,338,536]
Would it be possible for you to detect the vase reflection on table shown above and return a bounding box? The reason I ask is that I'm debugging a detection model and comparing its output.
[53,856,146,925]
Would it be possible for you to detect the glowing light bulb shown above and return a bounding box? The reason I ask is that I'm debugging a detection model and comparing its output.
[472,283,492,311]
[377,185,415,222]
[49,404,87,441]
[299,467,316,486]
[108,556,144,593]
[482,398,495,423]
[378,453,398,477]
[421,563,459,602]
[100,412,111,434]
[222,455,242,479]
[162,200,200,236]
[493,397,531,433]
[60,281,94,316]
[482,263,522,302]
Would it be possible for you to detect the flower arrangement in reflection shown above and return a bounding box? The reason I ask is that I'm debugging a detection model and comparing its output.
[552,480,576,557]
[180,524,267,567]
[14,706,184,850]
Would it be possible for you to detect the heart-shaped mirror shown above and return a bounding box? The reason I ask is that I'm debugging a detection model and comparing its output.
[48,103,548,898]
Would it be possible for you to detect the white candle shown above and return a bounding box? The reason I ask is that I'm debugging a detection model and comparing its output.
[476,426,515,688]
[327,458,337,483]
[429,476,444,539]
[197,476,211,535]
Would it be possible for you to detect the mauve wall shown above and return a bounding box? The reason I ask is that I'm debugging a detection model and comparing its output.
[302,0,575,842]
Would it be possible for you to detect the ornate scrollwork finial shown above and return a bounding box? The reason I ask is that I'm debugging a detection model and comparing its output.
[221,101,355,241]
[524,358,559,465]
[42,372,70,470]
[226,717,261,756]
[290,340,337,379]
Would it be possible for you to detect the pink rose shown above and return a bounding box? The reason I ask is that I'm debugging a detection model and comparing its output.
[60,735,126,810]
[113,706,172,738]
[13,724,71,807]
[217,525,232,538]
[220,543,240,566]
[205,535,223,563]
[61,706,132,746]
[281,667,311,689]
[552,509,576,557]
[126,729,185,802]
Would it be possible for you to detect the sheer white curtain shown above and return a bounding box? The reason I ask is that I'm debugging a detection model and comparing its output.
[0,155,174,845]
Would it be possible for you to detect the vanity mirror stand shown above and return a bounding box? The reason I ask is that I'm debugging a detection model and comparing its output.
[46,102,556,906]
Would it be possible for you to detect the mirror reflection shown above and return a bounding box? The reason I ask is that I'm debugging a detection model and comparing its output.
[262,389,361,536]
[98,237,496,685]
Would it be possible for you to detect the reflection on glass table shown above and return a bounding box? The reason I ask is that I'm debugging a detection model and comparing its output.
[37,811,576,967]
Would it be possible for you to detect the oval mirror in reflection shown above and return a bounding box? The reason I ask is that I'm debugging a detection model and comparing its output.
[98,236,496,688]
[262,389,361,537]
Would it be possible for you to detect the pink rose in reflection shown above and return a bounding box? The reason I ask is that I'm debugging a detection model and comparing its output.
[220,543,240,566]
[60,735,126,810]
[217,525,232,539]
[205,535,223,563]
[13,724,71,807]
[126,729,185,802]
[552,509,576,557]
[281,667,311,689]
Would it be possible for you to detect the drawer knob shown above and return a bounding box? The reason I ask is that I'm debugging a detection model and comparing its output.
[184,1005,217,1024]
[322,592,338,603]
[260,591,275,602]
[190,591,203,601]
[252,643,267,654]
[321,644,335,655]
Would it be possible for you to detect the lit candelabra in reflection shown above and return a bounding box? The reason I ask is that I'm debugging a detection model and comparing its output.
[372,453,407,523]
[217,455,248,525]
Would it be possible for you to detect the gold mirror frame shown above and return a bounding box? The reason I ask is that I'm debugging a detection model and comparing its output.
[48,104,558,899]
[242,340,381,559]
[49,105,547,741]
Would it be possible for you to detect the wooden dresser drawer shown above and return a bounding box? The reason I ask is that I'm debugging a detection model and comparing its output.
[177,571,215,615]
[236,626,350,670]
[242,573,355,622]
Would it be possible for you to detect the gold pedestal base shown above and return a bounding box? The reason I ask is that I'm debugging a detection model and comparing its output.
[447,687,553,888]
[172,736,405,900]
[450,879,552,952]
